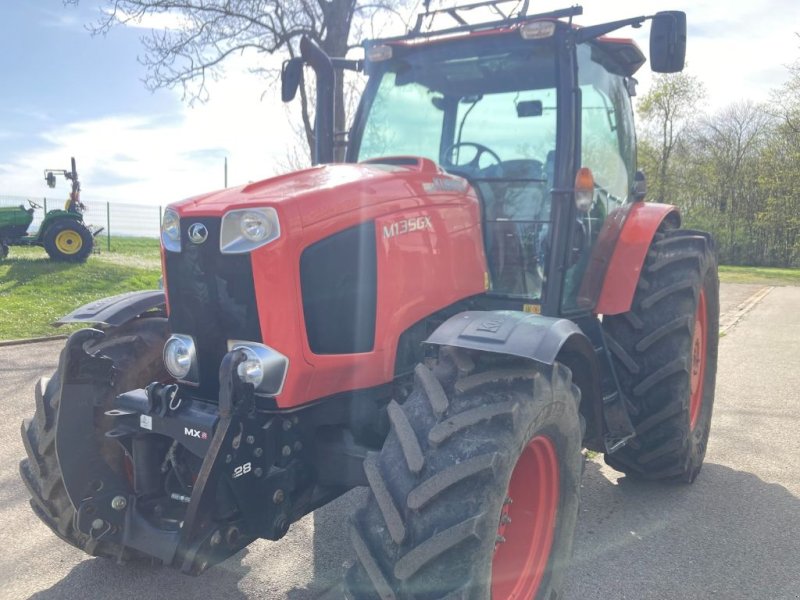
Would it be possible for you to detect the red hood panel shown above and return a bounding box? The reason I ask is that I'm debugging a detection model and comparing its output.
[170,159,464,227]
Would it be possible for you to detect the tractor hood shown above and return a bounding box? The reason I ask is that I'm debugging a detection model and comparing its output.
[170,158,472,227]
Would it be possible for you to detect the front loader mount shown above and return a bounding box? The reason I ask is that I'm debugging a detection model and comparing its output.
[55,330,302,573]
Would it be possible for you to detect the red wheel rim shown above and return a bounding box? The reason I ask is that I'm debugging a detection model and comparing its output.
[689,290,707,430]
[491,435,560,599]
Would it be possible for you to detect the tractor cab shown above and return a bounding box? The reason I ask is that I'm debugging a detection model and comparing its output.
[288,1,685,316]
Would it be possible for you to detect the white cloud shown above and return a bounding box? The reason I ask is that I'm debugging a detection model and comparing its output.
[1,57,298,206]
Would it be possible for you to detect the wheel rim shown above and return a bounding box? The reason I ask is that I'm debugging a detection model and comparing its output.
[491,435,560,599]
[689,289,707,430]
[55,230,83,255]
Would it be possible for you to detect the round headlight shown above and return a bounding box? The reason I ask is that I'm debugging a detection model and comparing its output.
[162,208,181,251]
[164,336,192,379]
[240,212,271,242]
[162,209,180,240]
[236,347,265,387]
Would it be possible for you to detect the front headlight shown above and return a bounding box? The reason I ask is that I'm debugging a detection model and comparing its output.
[161,208,181,252]
[220,208,280,254]
[163,334,198,383]
[228,340,288,396]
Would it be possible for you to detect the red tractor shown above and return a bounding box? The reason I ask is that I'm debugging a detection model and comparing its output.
[20,3,718,598]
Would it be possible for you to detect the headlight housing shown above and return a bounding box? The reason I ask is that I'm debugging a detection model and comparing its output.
[161,208,181,252]
[228,340,288,396]
[220,208,280,254]
[163,334,198,384]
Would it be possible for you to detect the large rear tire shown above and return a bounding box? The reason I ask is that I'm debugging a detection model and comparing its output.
[19,318,169,558]
[602,229,719,482]
[344,348,582,599]
[43,219,93,262]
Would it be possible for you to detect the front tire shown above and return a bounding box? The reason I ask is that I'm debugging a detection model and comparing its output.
[345,348,582,599]
[602,229,719,482]
[19,318,169,558]
[43,219,93,262]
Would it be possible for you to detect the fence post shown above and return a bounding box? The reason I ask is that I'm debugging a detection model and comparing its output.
[107,202,111,252]
[43,197,47,215]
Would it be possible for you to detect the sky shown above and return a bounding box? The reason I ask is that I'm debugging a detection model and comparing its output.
[1,0,799,207]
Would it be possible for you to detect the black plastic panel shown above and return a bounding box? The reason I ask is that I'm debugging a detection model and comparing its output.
[300,223,377,354]
[164,217,261,400]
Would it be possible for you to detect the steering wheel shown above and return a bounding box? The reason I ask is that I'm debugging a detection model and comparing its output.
[27,199,42,210]
[442,142,502,173]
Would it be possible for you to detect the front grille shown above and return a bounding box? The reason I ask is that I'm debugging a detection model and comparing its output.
[164,217,262,400]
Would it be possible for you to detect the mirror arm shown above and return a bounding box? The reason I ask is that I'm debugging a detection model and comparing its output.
[574,15,650,44]
[331,58,363,72]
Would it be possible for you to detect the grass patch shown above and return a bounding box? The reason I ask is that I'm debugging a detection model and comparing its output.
[718,265,800,286]
[105,236,161,258]
[0,251,160,340]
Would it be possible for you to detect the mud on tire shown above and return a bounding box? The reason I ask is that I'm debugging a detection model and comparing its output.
[19,318,170,559]
[345,348,583,599]
[602,229,719,483]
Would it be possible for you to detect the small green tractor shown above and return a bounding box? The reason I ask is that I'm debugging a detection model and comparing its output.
[0,157,98,261]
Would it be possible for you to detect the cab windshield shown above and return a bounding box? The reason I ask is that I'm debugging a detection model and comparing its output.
[355,35,558,300]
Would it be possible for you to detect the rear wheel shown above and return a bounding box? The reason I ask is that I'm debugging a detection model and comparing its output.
[602,229,719,482]
[345,348,582,599]
[19,318,169,558]
[43,220,93,262]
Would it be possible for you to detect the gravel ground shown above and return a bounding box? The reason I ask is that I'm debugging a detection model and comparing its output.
[0,283,797,600]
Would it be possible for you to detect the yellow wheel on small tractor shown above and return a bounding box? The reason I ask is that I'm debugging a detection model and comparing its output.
[55,229,83,255]
[43,220,93,262]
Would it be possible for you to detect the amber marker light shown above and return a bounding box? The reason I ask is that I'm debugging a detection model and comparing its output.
[574,167,595,212]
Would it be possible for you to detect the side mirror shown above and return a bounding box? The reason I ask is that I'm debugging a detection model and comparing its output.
[281,57,304,103]
[45,172,57,188]
[650,11,686,73]
[632,170,647,201]
[516,100,543,118]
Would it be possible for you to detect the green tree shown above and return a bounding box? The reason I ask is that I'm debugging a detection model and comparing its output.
[637,71,705,202]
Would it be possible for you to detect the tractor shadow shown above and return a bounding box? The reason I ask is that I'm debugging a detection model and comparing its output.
[27,553,252,600]
[1,255,80,293]
[22,463,800,599]
[566,459,800,599]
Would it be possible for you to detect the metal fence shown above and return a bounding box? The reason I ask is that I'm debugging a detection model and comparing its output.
[0,195,162,249]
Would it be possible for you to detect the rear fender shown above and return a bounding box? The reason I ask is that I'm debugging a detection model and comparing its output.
[53,290,166,328]
[425,311,604,443]
[37,210,83,241]
[594,202,680,315]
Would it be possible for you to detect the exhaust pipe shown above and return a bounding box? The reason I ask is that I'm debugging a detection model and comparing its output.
[300,36,335,165]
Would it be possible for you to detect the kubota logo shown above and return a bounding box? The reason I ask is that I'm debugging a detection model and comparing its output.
[383,216,433,239]
[188,223,208,244]
[185,427,208,440]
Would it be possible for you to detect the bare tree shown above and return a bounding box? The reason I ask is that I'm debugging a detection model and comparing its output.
[71,0,410,161]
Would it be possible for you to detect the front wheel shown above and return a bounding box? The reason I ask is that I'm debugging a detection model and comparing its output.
[43,220,93,262]
[345,348,583,599]
[19,318,169,559]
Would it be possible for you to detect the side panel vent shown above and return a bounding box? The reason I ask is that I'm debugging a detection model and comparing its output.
[300,222,378,354]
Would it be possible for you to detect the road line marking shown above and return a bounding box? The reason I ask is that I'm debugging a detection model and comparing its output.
[719,286,773,335]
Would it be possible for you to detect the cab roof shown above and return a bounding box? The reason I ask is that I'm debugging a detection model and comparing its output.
[365,4,646,77]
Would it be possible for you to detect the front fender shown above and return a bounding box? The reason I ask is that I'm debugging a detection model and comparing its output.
[425,310,595,368]
[425,310,609,450]
[53,290,166,328]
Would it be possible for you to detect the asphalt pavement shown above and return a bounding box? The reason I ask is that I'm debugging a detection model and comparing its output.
[0,283,797,599]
